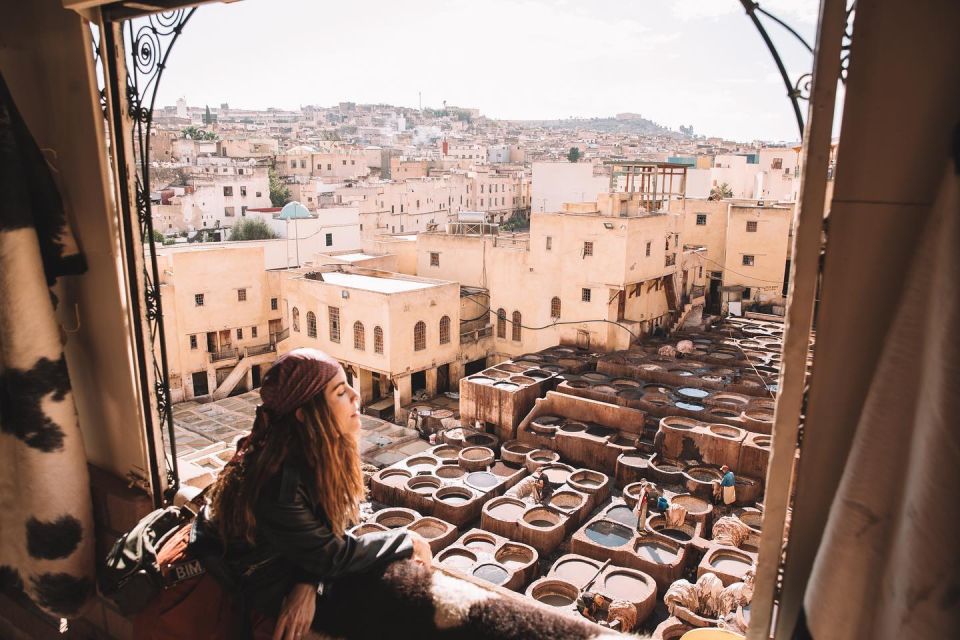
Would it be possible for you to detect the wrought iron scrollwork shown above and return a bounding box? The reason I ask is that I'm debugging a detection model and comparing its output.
[740,0,855,136]
[88,22,109,121]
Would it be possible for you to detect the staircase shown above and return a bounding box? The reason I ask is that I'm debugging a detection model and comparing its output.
[212,345,278,400]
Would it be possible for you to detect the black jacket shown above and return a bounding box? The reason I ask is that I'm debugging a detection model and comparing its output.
[191,459,413,617]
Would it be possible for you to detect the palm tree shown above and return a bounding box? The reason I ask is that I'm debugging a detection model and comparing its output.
[708,182,734,201]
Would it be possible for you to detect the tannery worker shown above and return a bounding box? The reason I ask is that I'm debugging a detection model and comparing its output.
[190,349,432,640]
[719,465,737,505]
[505,469,554,504]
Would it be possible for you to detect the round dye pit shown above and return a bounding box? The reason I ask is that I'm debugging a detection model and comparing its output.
[582,373,609,382]
[659,528,693,542]
[670,370,695,377]
[406,456,438,473]
[606,505,639,528]
[612,378,640,387]
[497,363,526,374]
[486,499,526,521]
[559,421,587,433]
[436,487,473,505]
[465,471,498,489]
[678,387,710,399]
[468,376,494,385]
[436,465,466,479]
[676,401,705,411]
[686,466,722,483]
[531,580,578,608]
[374,510,417,528]
[601,571,653,602]
[541,464,573,485]
[406,476,441,495]
[753,436,772,447]
[408,519,447,539]
[593,385,617,394]
[432,446,459,460]
[437,548,477,571]
[552,557,601,586]
[463,534,497,553]
[473,563,509,585]
[493,381,519,391]
[510,376,535,385]
[377,469,411,487]
[671,494,710,514]
[708,550,753,576]
[524,508,561,529]
[548,492,584,510]
[709,425,743,438]
[524,369,551,379]
[569,470,605,488]
[485,369,510,379]
[352,523,387,536]
[584,520,633,547]
[661,417,696,430]
[495,544,534,569]
[634,540,679,564]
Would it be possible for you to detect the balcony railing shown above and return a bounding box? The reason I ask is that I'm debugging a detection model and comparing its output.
[209,347,239,363]
[270,328,290,344]
[245,343,276,357]
[461,325,493,344]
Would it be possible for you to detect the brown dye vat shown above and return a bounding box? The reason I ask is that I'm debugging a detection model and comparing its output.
[378,469,411,487]
[488,461,519,477]
[600,570,653,602]
[612,378,641,387]
[708,424,744,439]
[526,449,559,472]
[671,494,711,517]
[497,363,527,374]
[548,491,584,511]
[468,375,494,385]
[431,445,459,460]
[464,433,498,447]
[524,369,551,379]
[435,486,474,505]
[584,520,634,547]
[509,376,535,385]
[473,563,510,585]
[408,517,448,540]
[753,436,771,447]
[374,509,418,528]
[661,416,698,430]
[436,465,466,479]
[501,440,534,465]
[634,539,680,564]
[523,508,561,529]
[686,466,723,483]
[352,523,388,536]
[406,476,441,495]
[707,408,740,419]
[530,579,579,607]
[569,470,605,488]
[735,508,763,530]
[706,549,753,583]
[592,385,617,395]
[437,547,477,571]
[485,369,510,379]
[487,498,526,521]
[493,381,520,391]
[559,421,587,433]
[405,455,439,473]
[463,533,498,553]
[458,446,494,471]
[465,471,498,490]
[552,557,601,586]
[540,463,574,485]
[495,543,535,570]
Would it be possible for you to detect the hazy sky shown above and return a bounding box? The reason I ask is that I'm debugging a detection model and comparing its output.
[155,0,821,142]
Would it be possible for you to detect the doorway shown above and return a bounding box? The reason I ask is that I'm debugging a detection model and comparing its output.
[436,364,449,394]
[464,358,486,376]
[411,370,427,394]
[708,275,722,315]
[192,371,209,397]
[251,364,262,389]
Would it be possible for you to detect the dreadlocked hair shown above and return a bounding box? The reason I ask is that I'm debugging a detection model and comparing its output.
[207,394,364,544]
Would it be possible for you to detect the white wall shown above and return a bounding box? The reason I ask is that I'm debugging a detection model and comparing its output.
[532,162,610,213]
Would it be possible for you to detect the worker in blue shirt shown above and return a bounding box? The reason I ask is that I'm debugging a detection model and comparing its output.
[719,465,737,505]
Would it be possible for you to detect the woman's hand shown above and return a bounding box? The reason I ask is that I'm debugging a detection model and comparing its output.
[409,532,433,567]
[273,582,316,640]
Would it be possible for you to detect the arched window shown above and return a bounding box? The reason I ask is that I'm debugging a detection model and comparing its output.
[439,315,451,345]
[496,308,506,339]
[306,311,317,338]
[512,311,522,341]
[292,307,300,332]
[353,321,365,350]
[374,326,384,354]
[550,297,561,319]
[414,321,426,351]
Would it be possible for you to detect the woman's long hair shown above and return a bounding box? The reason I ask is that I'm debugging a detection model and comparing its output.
[207,394,365,544]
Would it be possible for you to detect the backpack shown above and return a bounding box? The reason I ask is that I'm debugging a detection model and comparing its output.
[100,503,204,615]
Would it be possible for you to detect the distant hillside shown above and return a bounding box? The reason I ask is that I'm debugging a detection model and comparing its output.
[510,115,674,136]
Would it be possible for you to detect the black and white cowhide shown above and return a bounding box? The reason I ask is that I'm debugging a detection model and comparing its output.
[0,72,93,617]
[304,561,640,639]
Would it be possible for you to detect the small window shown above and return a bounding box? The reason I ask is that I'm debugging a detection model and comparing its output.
[327,163,332,170]
[430,252,439,267]
[223,186,233,196]
[237,327,243,340]
[237,288,246,302]
[256,191,262,198]
[342,160,347,166]
[224,206,235,217]
[195,293,204,307]
[290,160,296,168]
[546,236,552,251]
[496,308,506,339]
[300,159,306,168]
[292,307,300,332]
[189,334,198,350]
[353,321,365,350]
[252,326,258,338]
[328,307,340,343]
[270,297,278,311]
[325,233,333,247]
[696,214,707,225]
[583,241,594,257]
[771,157,783,169]
[241,205,248,216]
[306,311,317,338]
[240,186,247,197]
[512,311,522,341]
[746,221,758,232]
[414,321,426,351]
[645,241,651,257]
[582,288,591,302]
[743,287,752,300]
[439,316,451,344]
[374,326,384,354]
[550,297,561,319]
[742,255,755,266]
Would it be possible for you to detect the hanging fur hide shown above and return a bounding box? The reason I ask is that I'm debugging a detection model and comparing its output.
[0,72,93,617]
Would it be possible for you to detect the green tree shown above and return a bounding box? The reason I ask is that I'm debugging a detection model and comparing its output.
[181,126,217,141]
[230,218,278,241]
[567,146,582,163]
[269,167,291,207]
[708,182,734,201]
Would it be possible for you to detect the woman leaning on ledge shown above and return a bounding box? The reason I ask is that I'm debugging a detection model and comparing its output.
[190,348,433,640]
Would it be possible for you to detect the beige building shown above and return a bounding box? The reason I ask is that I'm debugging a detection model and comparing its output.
[344,174,471,237]
[417,191,696,356]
